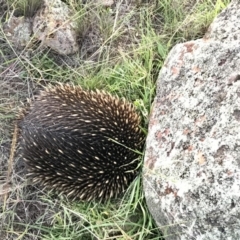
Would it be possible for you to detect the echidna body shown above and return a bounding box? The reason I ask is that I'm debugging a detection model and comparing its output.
[20,85,144,201]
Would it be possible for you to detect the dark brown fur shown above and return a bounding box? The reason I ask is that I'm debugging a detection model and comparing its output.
[19,84,144,201]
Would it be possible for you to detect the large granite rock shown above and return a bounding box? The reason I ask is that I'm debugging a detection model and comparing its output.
[143,1,240,239]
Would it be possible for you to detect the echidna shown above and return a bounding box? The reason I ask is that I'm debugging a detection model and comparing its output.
[19,84,144,201]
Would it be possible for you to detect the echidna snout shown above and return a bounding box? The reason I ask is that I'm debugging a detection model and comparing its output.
[19,84,144,201]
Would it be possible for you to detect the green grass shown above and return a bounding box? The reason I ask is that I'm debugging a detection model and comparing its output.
[0,0,230,239]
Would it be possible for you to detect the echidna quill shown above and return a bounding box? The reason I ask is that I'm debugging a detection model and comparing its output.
[19,84,145,201]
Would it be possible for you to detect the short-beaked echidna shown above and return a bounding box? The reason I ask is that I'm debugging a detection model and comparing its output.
[19,84,144,201]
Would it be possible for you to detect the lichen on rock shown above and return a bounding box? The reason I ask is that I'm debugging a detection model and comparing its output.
[33,0,78,55]
[143,1,240,239]
[3,15,32,50]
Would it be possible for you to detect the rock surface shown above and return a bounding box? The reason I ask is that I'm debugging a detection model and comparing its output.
[143,1,240,239]
[96,0,114,7]
[33,0,78,55]
[3,16,32,49]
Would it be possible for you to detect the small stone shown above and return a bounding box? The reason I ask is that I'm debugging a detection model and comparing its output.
[3,15,32,49]
[96,0,114,7]
[33,0,78,55]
